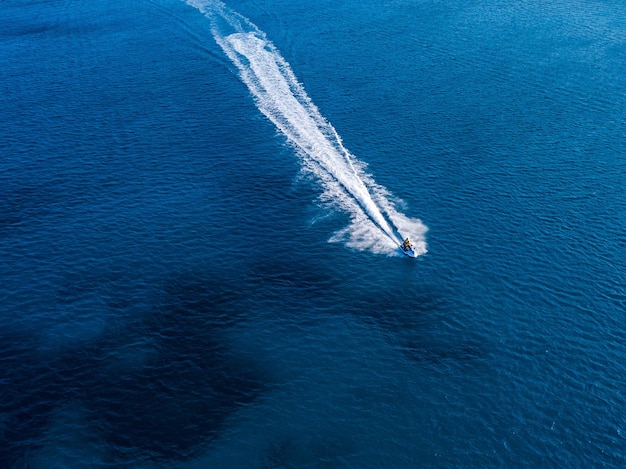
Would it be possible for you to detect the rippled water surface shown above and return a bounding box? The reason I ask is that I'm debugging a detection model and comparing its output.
[1,0,625,467]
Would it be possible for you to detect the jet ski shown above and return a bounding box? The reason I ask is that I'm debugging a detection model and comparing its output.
[400,238,418,258]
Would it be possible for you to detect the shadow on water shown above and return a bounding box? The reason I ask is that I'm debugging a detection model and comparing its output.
[0,334,61,468]
[245,254,338,302]
[0,21,59,37]
[261,434,356,469]
[246,252,489,368]
[0,271,267,465]
[0,183,52,235]
[401,338,486,365]
[82,273,267,463]
[344,284,490,367]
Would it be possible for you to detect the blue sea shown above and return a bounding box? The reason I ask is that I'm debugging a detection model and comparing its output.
[1,0,625,467]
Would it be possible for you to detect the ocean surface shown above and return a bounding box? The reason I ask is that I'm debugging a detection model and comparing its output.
[1,0,625,467]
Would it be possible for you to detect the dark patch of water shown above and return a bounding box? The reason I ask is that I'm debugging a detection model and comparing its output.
[0,270,268,465]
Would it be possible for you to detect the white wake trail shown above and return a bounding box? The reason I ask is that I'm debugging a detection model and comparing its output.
[186,0,427,256]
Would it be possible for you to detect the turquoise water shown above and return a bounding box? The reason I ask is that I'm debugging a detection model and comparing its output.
[1,0,625,466]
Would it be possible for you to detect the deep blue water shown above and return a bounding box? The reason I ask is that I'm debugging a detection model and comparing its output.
[1,0,625,467]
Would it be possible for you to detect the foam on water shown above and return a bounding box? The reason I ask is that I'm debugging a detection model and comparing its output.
[185,0,427,256]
